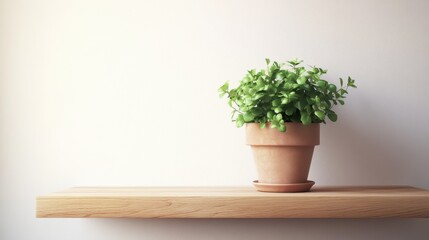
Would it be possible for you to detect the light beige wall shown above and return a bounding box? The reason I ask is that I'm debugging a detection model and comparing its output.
[1,0,429,239]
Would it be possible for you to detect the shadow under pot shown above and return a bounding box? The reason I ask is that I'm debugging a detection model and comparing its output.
[246,122,320,193]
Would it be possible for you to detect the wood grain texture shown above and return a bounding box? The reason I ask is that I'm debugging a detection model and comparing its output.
[36,186,429,218]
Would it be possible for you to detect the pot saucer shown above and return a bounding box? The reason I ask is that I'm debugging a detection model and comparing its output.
[253,180,315,193]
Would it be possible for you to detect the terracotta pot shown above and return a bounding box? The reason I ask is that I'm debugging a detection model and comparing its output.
[246,123,320,192]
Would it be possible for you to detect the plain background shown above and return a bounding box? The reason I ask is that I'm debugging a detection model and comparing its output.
[1,0,429,239]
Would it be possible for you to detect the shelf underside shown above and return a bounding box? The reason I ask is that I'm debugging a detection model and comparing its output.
[36,186,429,218]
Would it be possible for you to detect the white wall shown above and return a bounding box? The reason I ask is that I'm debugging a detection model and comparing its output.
[1,0,429,239]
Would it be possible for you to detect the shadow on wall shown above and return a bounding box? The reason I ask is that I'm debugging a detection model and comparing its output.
[313,96,427,188]
[84,218,429,240]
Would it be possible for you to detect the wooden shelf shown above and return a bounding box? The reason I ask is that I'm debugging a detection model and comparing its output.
[36,186,429,218]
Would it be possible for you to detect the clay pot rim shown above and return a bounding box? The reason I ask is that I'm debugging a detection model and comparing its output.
[246,122,320,146]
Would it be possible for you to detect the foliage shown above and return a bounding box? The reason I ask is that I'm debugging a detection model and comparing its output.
[218,59,357,132]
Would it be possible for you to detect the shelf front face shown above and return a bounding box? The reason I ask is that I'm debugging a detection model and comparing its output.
[36,186,429,218]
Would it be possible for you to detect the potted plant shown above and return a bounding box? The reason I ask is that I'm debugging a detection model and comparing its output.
[219,59,356,192]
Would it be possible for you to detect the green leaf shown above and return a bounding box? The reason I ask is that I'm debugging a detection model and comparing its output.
[267,111,274,119]
[243,113,255,122]
[276,113,283,121]
[253,108,263,115]
[287,59,303,67]
[272,99,281,107]
[316,80,327,88]
[297,76,306,85]
[314,96,321,104]
[274,107,283,113]
[318,101,328,109]
[278,124,286,132]
[339,78,343,87]
[270,64,278,74]
[253,93,264,101]
[338,99,345,105]
[218,82,229,97]
[236,114,245,127]
[294,99,307,110]
[265,58,270,65]
[327,112,338,122]
[218,82,229,93]
[248,88,257,95]
[288,92,298,101]
[260,122,266,128]
[300,113,311,125]
[275,72,284,81]
[328,84,337,92]
[285,107,296,116]
[281,97,289,104]
[243,75,252,83]
[347,77,357,88]
[245,97,253,105]
[314,110,325,120]
[312,67,319,74]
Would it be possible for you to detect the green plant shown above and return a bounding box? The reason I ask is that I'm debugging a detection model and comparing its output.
[218,59,357,132]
